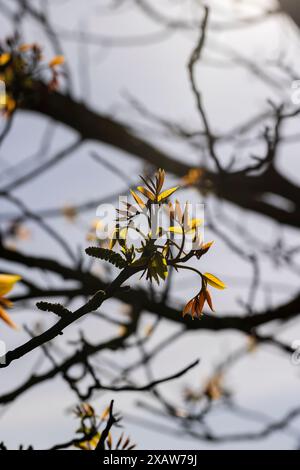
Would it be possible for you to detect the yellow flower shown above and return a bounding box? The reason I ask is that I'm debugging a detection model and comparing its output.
[0,274,21,329]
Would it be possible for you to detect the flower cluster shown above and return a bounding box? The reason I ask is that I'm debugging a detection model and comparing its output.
[0,36,64,115]
[87,168,226,319]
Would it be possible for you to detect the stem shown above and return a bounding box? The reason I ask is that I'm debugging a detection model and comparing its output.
[174,264,203,279]
[0,265,142,368]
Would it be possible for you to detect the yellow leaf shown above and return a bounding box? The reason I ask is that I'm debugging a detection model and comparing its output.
[189,218,203,229]
[109,229,117,249]
[202,241,214,251]
[203,273,226,290]
[130,190,145,209]
[168,226,183,234]
[0,87,6,107]
[0,53,11,66]
[152,253,168,281]
[49,55,65,68]
[108,227,127,249]
[0,274,21,297]
[157,186,179,202]
[137,186,155,201]
[119,227,127,239]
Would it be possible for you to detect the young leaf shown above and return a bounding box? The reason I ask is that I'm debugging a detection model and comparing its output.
[157,186,179,202]
[136,186,155,201]
[0,274,21,297]
[130,190,145,209]
[168,226,184,234]
[203,273,226,290]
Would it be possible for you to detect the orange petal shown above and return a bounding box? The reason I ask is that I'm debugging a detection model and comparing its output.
[195,292,205,318]
[205,289,214,312]
[0,305,18,329]
[182,298,194,317]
